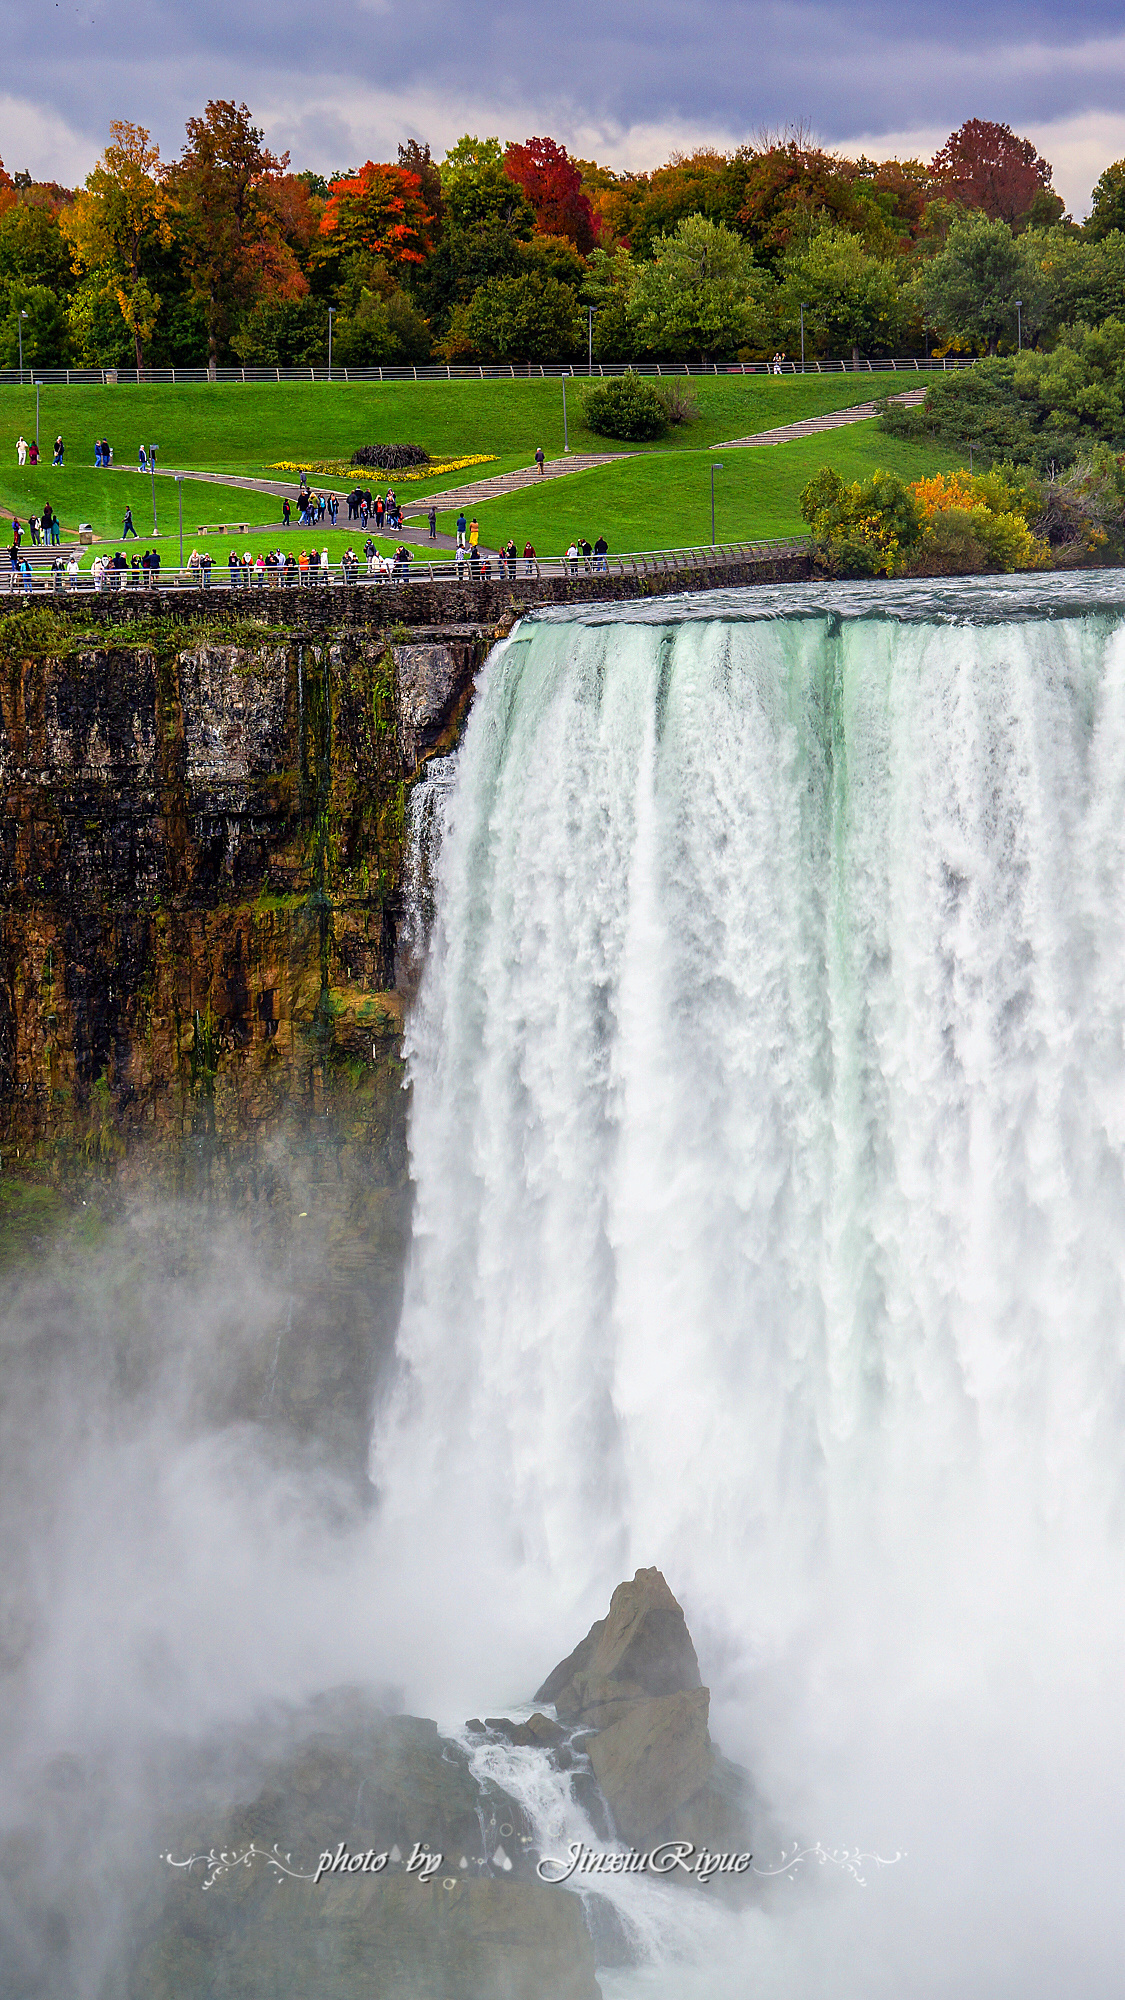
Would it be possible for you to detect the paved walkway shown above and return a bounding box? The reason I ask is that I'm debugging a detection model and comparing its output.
[717,387,925,449]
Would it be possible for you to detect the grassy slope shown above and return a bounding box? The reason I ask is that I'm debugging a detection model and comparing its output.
[0,373,899,486]
[439,423,963,555]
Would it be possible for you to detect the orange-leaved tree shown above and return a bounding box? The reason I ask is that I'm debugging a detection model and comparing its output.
[172,100,304,366]
[319,162,433,267]
[59,121,172,368]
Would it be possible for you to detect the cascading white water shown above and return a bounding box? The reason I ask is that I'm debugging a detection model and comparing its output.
[376,579,1125,1997]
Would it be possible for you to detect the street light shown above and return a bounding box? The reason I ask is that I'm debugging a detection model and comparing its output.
[799,302,806,374]
[561,370,572,453]
[711,462,724,547]
[34,379,41,449]
[1015,298,1023,353]
[587,304,597,375]
[327,306,335,380]
[18,309,28,386]
[176,474,184,569]
[149,446,158,532]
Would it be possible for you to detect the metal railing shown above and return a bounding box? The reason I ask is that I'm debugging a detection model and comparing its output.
[3,537,809,596]
[0,357,978,389]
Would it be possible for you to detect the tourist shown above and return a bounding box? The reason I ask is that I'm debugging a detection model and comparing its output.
[535,446,545,474]
[505,537,518,573]
[130,553,141,586]
[41,503,54,545]
[94,440,103,467]
[468,518,479,554]
[298,549,310,585]
[594,533,609,572]
[523,540,536,576]
[188,547,201,584]
[320,547,330,583]
[456,510,467,548]
[66,553,80,587]
[16,436,28,466]
[375,495,385,530]
[580,537,593,571]
[138,445,147,471]
[150,548,160,583]
[29,516,41,547]
[53,436,64,467]
[329,494,338,527]
[200,549,212,587]
[364,537,376,575]
[455,542,465,579]
[228,549,240,586]
[566,541,579,574]
[427,506,437,540]
[122,506,138,540]
[282,497,291,527]
[28,441,39,466]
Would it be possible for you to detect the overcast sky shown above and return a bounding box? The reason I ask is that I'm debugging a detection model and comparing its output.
[2,0,1123,216]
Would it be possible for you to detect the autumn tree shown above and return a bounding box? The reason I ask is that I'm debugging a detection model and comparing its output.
[0,160,15,218]
[930,121,1063,230]
[502,137,597,250]
[59,121,172,367]
[319,161,432,272]
[171,100,303,366]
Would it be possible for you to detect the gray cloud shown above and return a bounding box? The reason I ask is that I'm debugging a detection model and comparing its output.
[4,0,1125,211]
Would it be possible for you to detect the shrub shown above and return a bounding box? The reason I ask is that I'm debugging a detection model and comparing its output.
[800,467,922,576]
[655,381,700,427]
[350,444,431,469]
[582,373,669,441]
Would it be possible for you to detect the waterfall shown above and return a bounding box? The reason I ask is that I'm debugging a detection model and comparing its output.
[377,578,1125,1998]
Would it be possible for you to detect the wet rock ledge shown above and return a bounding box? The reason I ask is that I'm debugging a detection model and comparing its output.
[131,1570,756,2000]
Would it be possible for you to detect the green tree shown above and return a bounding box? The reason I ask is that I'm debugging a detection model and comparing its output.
[453,272,581,361]
[1086,161,1125,241]
[333,287,431,364]
[630,213,766,360]
[1033,226,1125,337]
[0,196,74,294]
[778,225,904,360]
[0,280,71,365]
[921,213,1048,354]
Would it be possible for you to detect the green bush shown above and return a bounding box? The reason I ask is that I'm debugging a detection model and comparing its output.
[582,373,669,440]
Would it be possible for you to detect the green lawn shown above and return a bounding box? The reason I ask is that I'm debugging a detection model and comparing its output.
[0,465,369,546]
[0,373,904,488]
[439,422,964,556]
[63,525,419,571]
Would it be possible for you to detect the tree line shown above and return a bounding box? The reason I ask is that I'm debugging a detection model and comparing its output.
[4,109,1125,370]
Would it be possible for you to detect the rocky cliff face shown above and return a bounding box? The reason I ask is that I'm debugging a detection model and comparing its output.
[0,601,484,1467]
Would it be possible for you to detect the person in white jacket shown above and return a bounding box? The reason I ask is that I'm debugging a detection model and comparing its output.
[16,436,28,466]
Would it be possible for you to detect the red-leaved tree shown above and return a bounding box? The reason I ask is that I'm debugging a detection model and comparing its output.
[503,138,597,251]
[930,120,1061,228]
[319,162,433,267]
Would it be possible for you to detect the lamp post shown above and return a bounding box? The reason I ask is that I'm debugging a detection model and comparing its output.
[327,307,334,380]
[18,309,28,386]
[711,462,724,547]
[149,446,158,532]
[34,379,41,449]
[799,303,806,374]
[587,305,596,375]
[1015,298,1023,352]
[561,370,572,453]
[176,474,184,569]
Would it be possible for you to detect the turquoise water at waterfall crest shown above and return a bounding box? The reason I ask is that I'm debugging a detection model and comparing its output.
[377,579,1125,1997]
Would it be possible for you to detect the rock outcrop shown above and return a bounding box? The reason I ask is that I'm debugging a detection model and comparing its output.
[534,1568,754,1864]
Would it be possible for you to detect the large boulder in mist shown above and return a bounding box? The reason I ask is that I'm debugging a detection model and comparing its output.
[535,1570,755,1876]
[588,1687,713,1841]
[536,1568,702,1725]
